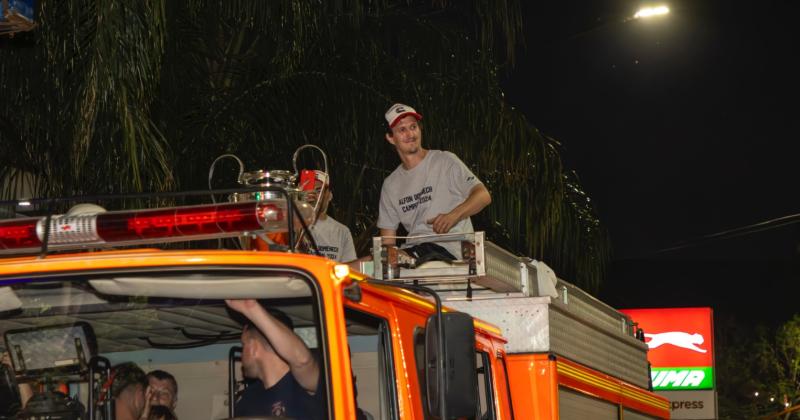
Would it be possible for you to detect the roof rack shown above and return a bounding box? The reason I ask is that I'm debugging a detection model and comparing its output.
[362,232,651,388]
[363,232,562,299]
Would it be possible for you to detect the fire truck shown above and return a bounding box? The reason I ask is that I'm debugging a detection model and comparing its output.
[0,150,669,419]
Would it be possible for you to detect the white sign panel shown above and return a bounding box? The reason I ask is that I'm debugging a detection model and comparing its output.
[657,390,717,419]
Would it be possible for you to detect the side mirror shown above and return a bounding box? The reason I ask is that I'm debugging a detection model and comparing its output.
[425,312,478,418]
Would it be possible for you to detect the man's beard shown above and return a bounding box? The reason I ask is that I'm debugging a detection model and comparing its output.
[405,140,419,154]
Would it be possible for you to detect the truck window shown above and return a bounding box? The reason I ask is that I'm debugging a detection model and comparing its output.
[346,308,398,420]
[413,327,431,418]
[0,269,331,420]
[495,355,515,420]
[476,351,495,420]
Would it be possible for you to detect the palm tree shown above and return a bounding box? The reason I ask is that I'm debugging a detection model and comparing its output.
[0,0,609,291]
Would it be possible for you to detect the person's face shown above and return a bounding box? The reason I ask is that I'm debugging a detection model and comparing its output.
[386,116,422,155]
[124,384,147,418]
[148,377,177,410]
[307,180,332,214]
[240,330,258,379]
[241,328,276,379]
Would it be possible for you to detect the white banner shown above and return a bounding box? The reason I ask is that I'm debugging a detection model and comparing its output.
[657,390,717,419]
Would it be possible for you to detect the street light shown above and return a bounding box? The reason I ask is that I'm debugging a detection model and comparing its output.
[558,3,672,41]
[634,5,670,19]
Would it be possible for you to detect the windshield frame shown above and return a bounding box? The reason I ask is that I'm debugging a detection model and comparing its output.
[0,261,335,420]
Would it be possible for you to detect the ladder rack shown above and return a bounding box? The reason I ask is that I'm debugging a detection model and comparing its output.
[358,232,652,389]
[365,232,558,298]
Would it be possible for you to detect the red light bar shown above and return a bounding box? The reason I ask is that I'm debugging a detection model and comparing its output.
[0,201,291,254]
[0,219,41,250]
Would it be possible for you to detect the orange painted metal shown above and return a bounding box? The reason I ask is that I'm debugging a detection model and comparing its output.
[506,353,670,419]
[346,283,423,418]
[483,336,514,419]
[0,249,670,419]
[556,357,670,418]
[0,249,361,419]
[507,354,560,419]
[348,281,512,419]
[0,249,333,277]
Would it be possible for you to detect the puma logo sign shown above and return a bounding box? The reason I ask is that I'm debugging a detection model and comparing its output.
[644,331,707,353]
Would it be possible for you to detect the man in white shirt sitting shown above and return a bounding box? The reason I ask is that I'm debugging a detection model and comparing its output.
[378,103,492,261]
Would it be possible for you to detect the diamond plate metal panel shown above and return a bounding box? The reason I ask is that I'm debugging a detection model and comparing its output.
[446,297,552,353]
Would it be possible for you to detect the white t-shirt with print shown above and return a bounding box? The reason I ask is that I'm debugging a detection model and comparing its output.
[310,216,357,262]
[377,150,483,258]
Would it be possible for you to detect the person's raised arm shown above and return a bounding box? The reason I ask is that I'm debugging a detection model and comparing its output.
[427,184,491,234]
[225,300,319,393]
[379,228,397,246]
[377,180,401,247]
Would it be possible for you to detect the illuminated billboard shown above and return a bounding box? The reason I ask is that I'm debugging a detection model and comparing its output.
[620,307,715,391]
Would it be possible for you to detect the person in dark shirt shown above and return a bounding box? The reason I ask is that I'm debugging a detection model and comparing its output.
[226,299,323,418]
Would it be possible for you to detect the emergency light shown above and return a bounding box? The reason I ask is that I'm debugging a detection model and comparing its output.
[0,200,294,254]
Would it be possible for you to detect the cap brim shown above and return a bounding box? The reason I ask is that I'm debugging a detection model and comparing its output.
[389,112,422,128]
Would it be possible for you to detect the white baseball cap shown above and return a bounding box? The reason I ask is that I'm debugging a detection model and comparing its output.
[384,103,422,128]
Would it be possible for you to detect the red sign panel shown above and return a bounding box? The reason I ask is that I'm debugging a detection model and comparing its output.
[620,307,714,368]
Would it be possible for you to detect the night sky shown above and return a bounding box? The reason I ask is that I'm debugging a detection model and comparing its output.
[504,0,800,325]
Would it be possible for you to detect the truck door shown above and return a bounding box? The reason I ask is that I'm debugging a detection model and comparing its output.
[344,308,400,420]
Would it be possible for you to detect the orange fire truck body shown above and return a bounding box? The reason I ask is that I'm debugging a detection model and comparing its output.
[0,198,669,419]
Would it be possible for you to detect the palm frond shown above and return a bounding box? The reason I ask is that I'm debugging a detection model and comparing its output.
[0,0,609,290]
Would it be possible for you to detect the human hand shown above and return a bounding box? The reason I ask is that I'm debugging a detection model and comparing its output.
[426,212,461,234]
[225,299,260,315]
[139,385,153,420]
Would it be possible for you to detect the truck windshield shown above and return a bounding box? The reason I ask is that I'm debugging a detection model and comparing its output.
[0,268,329,420]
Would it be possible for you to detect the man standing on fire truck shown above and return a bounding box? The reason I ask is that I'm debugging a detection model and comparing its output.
[378,103,492,260]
